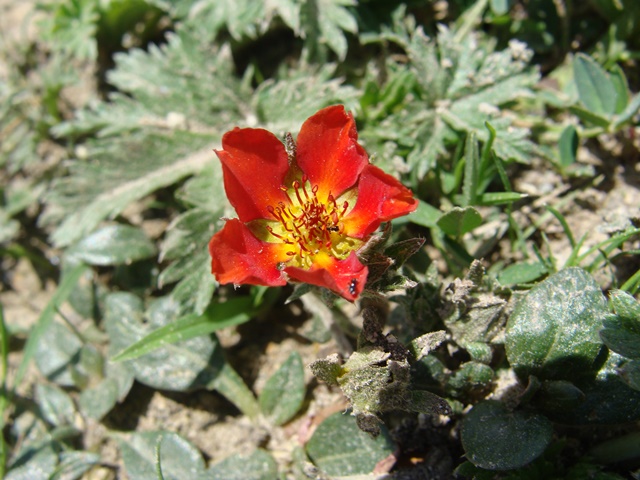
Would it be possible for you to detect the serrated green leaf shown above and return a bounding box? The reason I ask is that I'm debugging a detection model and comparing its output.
[44,133,214,248]
[505,268,607,381]
[169,263,217,316]
[461,400,552,470]
[159,209,219,284]
[175,164,227,213]
[306,412,395,476]
[259,351,305,425]
[67,224,156,266]
[207,449,278,480]
[437,206,483,237]
[573,53,618,117]
[45,28,251,247]
[369,26,539,180]
[254,64,359,134]
[118,431,206,480]
[300,0,357,60]
[158,208,220,314]
[183,0,266,40]
[38,0,99,60]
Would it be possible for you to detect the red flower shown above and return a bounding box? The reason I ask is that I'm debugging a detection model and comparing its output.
[209,105,417,301]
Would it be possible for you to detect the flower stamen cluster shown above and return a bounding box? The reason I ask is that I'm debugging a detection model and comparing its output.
[265,176,357,269]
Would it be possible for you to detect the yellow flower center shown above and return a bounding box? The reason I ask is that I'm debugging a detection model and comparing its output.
[265,176,361,269]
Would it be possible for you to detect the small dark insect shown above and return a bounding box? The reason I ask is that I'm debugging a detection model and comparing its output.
[349,278,358,296]
[327,225,339,232]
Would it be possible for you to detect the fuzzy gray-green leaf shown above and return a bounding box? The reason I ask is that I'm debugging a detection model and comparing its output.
[207,449,278,480]
[306,412,395,476]
[118,431,206,480]
[259,351,305,426]
[506,268,607,381]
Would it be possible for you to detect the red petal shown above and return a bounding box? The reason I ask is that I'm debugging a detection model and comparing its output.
[285,251,368,301]
[216,128,290,222]
[342,165,417,238]
[296,105,369,200]
[209,219,289,287]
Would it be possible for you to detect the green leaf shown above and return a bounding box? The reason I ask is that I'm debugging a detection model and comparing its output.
[78,378,120,420]
[497,261,547,286]
[447,361,495,394]
[15,264,87,387]
[300,0,358,60]
[159,208,220,314]
[67,224,156,266]
[568,105,612,128]
[437,206,483,237]
[37,0,99,60]
[600,290,640,359]
[44,133,214,248]
[104,293,224,391]
[361,10,540,176]
[111,296,256,362]
[259,351,305,426]
[505,268,608,381]
[175,164,227,212]
[552,351,640,424]
[306,412,396,476]
[34,384,76,427]
[462,131,480,206]
[45,28,249,247]
[118,431,206,480]
[461,400,552,470]
[34,321,83,387]
[609,64,630,114]
[207,449,278,480]
[51,451,100,480]
[254,64,359,134]
[402,200,441,228]
[5,442,58,480]
[181,0,266,40]
[613,91,640,129]
[477,191,528,206]
[558,124,578,167]
[573,53,618,117]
